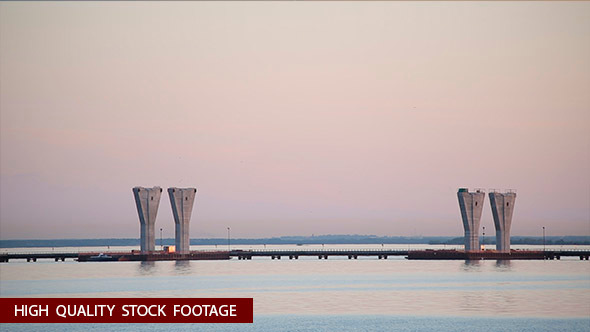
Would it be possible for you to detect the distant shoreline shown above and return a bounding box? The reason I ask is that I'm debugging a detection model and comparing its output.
[1,235,589,248]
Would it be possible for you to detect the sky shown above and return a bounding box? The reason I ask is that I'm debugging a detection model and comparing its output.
[1,2,589,240]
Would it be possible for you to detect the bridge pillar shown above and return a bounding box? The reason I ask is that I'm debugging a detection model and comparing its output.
[489,191,516,253]
[168,188,197,254]
[457,188,485,252]
[133,186,163,253]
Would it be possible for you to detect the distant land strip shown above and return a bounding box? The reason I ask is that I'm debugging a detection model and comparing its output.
[1,235,589,248]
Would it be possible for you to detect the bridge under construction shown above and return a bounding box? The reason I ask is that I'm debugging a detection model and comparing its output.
[3,186,587,263]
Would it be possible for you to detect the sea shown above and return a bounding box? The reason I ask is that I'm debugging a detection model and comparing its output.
[1,244,589,331]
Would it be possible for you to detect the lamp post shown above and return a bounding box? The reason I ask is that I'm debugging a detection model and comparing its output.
[160,228,163,251]
[227,227,231,252]
[543,226,546,252]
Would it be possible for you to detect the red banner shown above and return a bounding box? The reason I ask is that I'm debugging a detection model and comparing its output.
[1,298,253,323]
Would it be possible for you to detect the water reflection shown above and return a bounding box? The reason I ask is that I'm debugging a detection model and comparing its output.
[2,255,589,318]
[462,260,481,272]
[495,260,512,271]
[137,261,156,275]
[459,292,486,313]
[460,288,518,316]
[174,261,192,275]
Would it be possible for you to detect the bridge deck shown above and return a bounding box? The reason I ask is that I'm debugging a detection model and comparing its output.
[1,249,588,262]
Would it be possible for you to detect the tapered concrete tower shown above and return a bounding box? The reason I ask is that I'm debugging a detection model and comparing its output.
[489,191,516,253]
[457,188,485,252]
[132,186,162,253]
[168,188,197,253]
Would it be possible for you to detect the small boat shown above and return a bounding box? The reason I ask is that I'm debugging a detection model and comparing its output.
[87,253,116,261]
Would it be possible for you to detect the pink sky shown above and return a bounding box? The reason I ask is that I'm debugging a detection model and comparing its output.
[1,2,589,239]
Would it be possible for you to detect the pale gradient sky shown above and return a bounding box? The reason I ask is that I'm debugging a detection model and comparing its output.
[1,2,589,239]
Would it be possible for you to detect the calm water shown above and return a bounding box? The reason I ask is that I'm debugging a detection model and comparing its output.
[1,245,589,331]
